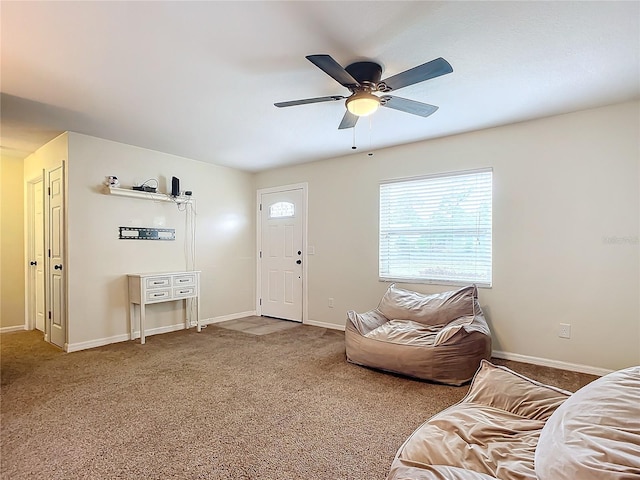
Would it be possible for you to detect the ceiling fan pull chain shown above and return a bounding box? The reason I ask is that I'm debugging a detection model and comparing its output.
[352,126,357,150]
[368,116,374,157]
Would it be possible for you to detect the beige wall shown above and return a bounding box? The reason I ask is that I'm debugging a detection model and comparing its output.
[256,101,640,372]
[0,155,25,328]
[23,133,69,181]
[66,133,255,347]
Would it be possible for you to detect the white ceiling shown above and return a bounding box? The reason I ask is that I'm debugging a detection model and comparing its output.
[2,1,639,172]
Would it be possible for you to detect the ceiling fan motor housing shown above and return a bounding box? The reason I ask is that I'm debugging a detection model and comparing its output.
[345,61,383,90]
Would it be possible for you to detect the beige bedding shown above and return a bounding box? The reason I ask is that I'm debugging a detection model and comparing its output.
[388,361,640,480]
[535,365,640,480]
[387,361,571,480]
[388,465,498,480]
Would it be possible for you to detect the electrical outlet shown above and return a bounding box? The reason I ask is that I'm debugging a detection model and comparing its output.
[328,298,334,308]
[559,323,571,339]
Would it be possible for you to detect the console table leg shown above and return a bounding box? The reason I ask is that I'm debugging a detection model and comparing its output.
[130,303,135,340]
[196,297,201,332]
[140,304,146,344]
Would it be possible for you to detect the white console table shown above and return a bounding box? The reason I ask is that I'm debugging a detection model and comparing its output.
[128,271,201,344]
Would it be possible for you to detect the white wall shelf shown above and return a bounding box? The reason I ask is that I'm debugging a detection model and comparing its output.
[107,186,192,204]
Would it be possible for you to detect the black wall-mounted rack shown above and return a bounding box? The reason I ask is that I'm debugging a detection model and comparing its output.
[119,227,176,241]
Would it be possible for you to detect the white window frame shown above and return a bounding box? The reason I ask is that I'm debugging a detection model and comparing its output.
[379,168,493,287]
[269,201,295,219]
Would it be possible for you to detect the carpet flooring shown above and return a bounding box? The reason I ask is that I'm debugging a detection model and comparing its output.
[1,324,597,480]
[215,316,301,336]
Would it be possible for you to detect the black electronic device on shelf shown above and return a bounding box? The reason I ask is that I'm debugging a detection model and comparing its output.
[171,176,180,197]
[131,185,157,193]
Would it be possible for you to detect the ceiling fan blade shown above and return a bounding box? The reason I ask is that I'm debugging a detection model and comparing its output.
[338,110,359,129]
[380,95,439,117]
[306,55,360,88]
[274,95,346,108]
[379,57,453,92]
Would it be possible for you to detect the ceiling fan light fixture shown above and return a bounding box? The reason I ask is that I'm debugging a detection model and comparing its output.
[346,91,380,117]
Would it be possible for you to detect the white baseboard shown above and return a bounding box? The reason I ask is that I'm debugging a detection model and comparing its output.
[202,311,257,325]
[66,333,130,352]
[0,325,26,333]
[67,323,192,352]
[66,311,258,352]
[492,350,613,376]
[304,319,345,331]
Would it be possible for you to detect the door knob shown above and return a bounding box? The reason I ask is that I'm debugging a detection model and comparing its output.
[30,261,37,266]
[296,260,302,265]
[54,264,63,270]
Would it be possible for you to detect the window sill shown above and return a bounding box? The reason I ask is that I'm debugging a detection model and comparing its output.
[379,276,492,289]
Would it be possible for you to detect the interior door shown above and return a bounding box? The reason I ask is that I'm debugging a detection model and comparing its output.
[259,188,304,322]
[48,166,66,348]
[27,178,45,332]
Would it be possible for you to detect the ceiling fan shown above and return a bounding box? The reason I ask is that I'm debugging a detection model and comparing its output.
[274,54,453,129]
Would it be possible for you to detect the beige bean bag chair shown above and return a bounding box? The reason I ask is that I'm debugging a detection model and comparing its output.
[345,284,491,385]
[387,360,640,480]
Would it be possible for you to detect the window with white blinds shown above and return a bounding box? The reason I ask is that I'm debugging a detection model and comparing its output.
[379,168,492,287]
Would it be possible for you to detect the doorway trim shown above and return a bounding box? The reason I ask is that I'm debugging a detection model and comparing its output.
[256,182,308,324]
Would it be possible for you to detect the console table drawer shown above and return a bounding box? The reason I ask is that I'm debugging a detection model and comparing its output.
[146,277,171,289]
[145,289,172,302]
[173,286,196,298]
[173,274,196,286]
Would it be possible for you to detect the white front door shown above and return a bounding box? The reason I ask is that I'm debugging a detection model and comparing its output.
[48,166,66,348]
[259,188,304,322]
[27,178,45,332]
